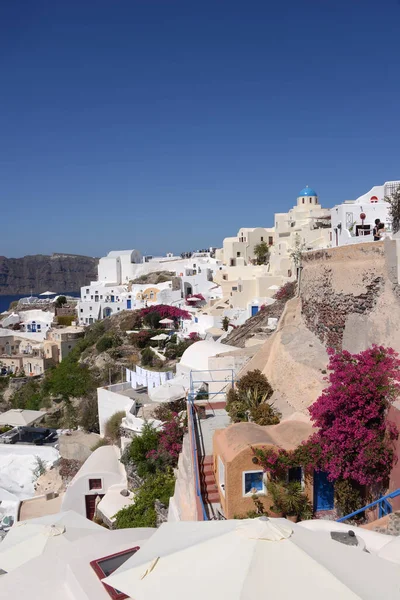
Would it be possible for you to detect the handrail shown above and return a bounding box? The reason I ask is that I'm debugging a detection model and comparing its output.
[187,395,208,521]
[337,488,400,522]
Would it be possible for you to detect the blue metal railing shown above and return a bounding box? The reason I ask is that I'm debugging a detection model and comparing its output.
[187,398,208,521]
[337,488,400,522]
[187,369,235,521]
[189,369,235,404]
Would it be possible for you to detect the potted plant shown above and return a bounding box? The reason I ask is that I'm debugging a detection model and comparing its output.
[267,480,313,522]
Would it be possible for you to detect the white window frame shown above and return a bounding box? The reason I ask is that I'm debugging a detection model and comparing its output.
[218,456,225,497]
[242,470,266,497]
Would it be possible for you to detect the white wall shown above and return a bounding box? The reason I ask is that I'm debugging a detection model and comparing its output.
[97,383,135,437]
[331,201,390,247]
[62,465,126,518]
[98,256,121,285]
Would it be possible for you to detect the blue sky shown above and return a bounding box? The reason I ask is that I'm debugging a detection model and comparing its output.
[1,0,399,258]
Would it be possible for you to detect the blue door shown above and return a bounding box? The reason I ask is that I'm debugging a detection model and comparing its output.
[251,306,259,317]
[127,300,132,309]
[111,295,115,303]
[314,471,334,511]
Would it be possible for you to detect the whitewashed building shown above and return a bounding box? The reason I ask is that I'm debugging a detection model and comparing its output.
[77,249,223,325]
[331,181,398,247]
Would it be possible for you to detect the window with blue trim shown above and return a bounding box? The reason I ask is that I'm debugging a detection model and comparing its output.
[243,471,265,496]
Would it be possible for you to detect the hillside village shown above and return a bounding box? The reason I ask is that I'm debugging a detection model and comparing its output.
[1,181,400,597]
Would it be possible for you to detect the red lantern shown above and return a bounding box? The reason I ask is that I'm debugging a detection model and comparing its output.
[360,213,366,220]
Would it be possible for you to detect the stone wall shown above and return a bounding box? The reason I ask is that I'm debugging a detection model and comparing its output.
[300,242,400,353]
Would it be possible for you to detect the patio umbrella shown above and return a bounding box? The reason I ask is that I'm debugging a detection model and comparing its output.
[159,318,174,325]
[104,517,400,600]
[150,334,169,341]
[39,291,56,296]
[148,383,187,403]
[0,510,103,573]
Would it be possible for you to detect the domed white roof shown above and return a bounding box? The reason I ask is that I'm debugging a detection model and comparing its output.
[180,340,236,371]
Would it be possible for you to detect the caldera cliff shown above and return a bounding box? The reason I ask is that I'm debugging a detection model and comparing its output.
[0,253,98,295]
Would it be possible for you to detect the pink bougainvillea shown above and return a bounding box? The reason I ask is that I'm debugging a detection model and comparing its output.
[140,304,192,321]
[188,332,201,341]
[146,413,186,466]
[254,345,400,487]
[307,345,400,485]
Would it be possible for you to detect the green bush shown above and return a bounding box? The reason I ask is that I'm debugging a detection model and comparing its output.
[96,335,114,353]
[143,311,161,329]
[236,369,273,399]
[114,469,175,529]
[96,333,122,353]
[57,315,75,326]
[11,380,43,411]
[226,370,278,425]
[153,399,186,422]
[120,311,143,332]
[105,411,125,443]
[122,422,160,477]
[141,347,155,367]
[79,397,100,433]
[250,402,281,426]
[267,481,313,520]
[91,438,111,451]
[334,479,364,518]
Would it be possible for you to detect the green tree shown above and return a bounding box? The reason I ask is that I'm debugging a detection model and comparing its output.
[385,184,400,234]
[253,241,270,265]
[55,296,67,308]
[79,397,100,433]
[289,234,306,269]
[143,311,161,329]
[43,351,94,400]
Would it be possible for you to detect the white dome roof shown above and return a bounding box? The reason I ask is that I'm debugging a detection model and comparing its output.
[180,340,236,371]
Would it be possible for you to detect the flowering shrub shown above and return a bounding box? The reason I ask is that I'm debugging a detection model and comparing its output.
[130,330,156,348]
[140,304,191,320]
[308,346,400,485]
[146,413,186,467]
[273,281,296,301]
[254,346,400,488]
[189,332,201,341]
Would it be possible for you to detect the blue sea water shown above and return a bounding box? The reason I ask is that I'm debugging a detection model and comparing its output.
[0,292,80,313]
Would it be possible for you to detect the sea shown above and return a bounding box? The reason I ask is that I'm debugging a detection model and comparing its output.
[0,292,80,314]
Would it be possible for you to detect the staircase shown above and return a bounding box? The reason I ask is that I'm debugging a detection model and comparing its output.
[200,456,220,506]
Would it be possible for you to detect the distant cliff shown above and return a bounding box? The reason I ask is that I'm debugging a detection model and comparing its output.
[0,254,99,295]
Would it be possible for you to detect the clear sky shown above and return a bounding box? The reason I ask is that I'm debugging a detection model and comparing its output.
[1,0,399,258]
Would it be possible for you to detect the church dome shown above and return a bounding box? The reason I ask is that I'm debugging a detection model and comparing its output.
[299,186,317,197]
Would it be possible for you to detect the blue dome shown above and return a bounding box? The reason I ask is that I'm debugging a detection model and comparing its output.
[299,186,317,197]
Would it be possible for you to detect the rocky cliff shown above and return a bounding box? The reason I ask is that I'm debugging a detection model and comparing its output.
[300,241,400,354]
[0,254,98,295]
